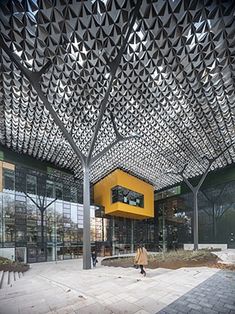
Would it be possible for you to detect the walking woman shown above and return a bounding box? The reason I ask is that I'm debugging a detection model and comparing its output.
[134,244,148,276]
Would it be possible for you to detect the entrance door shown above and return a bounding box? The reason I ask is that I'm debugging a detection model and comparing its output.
[15,247,27,263]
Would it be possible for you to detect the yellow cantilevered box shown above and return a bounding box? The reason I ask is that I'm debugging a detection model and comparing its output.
[94,169,154,219]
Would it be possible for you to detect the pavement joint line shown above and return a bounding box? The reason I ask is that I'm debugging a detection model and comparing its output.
[37,274,87,299]
[1,257,234,314]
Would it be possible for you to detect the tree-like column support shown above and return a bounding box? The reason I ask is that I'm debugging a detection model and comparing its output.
[166,143,234,251]
[0,0,143,269]
[193,190,199,250]
[83,166,91,269]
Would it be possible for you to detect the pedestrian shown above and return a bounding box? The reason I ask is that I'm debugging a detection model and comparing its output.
[134,244,148,276]
[91,250,98,267]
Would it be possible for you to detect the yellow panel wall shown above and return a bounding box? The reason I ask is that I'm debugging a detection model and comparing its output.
[0,161,15,192]
[94,169,154,219]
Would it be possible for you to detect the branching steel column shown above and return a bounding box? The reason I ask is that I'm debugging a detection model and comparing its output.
[167,143,234,250]
[193,190,199,250]
[0,0,143,270]
[83,166,91,269]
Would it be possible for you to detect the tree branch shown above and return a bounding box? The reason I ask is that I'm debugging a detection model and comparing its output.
[196,143,235,190]
[91,133,140,165]
[166,142,235,194]
[214,142,234,162]
[38,195,43,208]
[182,176,195,193]
[38,60,52,77]
[200,189,212,203]
[180,163,188,177]
[44,197,57,210]
[25,193,41,210]
[0,34,86,166]
[110,112,124,141]
[91,139,119,165]
[87,0,142,163]
[218,203,232,219]
[197,163,211,191]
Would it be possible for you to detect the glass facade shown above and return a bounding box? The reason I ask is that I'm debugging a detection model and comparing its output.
[0,156,104,262]
[0,152,158,262]
[156,177,235,250]
[1,149,234,263]
[111,185,144,208]
[105,216,156,255]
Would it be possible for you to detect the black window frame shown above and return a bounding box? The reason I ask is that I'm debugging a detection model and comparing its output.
[111,185,144,208]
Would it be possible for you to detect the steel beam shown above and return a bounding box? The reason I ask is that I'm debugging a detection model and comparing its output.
[193,190,199,250]
[83,166,91,269]
[0,1,143,271]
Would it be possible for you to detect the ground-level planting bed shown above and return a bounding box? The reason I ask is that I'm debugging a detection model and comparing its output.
[0,257,29,273]
[102,250,235,271]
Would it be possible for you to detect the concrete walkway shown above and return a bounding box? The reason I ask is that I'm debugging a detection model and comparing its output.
[214,249,235,265]
[0,258,233,314]
[158,270,235,314]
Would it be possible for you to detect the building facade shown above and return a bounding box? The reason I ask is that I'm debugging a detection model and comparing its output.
[155,166,235,250]
[0,147,156,263]
[0,147,100,263]
[1,146,234,264]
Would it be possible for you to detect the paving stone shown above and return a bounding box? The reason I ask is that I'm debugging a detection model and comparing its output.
[157,270,235,314]
[213,305,231,313]
[188,303,202,311]
[170,304,189,313]
[1,260,234,314]
[224,304,235,311]
[190,310,201,314]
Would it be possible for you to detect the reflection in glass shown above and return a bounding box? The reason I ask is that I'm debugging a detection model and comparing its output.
[26,175,37,195]
[55,183,63,200]
[3,169,15,191]
[111,185,144,207]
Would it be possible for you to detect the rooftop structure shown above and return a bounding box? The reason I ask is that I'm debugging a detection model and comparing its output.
[0,0,234,191]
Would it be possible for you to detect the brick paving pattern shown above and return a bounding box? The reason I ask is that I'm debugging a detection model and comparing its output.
[158,270,235,314]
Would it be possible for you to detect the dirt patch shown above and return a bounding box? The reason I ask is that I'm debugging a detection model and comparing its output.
[101,250,235,271]
[209,263,235,271]
[0,257,29,273]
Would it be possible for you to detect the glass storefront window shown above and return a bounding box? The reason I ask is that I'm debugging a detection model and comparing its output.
[155,185,181,200]
[71,204,78,224]
[5,222,15,242]
[16,229,26,242]
[3,169,15,191]
[46,180,54,198]
[71,187,77,203]
[27,222,37,243]
[55,201,63,223]
[55,183,63,200]
[26,175,37,195]
[111,185,144,208]
[63,186,71,202]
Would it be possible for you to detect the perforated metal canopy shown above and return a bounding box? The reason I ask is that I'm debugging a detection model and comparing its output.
[0,0,235,190]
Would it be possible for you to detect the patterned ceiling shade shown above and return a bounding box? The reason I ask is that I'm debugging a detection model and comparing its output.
[0,0,235,190]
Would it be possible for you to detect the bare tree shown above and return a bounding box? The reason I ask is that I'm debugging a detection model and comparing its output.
[25,174,57,252]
